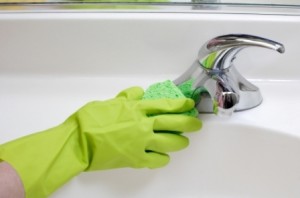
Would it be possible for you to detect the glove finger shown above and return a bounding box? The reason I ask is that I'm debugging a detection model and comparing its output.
[140,98,195,115]
[116,86,144,100]
[152,115,202,132]
[144,151,170,169]
[147,133,189,153]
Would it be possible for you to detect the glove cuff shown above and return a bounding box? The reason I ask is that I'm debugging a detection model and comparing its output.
[0,118,89,198]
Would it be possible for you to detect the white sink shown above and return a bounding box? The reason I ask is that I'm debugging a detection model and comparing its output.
[1,12,300,198]
[61,124,300,198]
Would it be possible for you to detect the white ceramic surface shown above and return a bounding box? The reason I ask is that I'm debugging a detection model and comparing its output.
[1,12,300,198]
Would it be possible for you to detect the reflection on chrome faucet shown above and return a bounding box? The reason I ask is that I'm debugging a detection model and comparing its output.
[174,34,285,117]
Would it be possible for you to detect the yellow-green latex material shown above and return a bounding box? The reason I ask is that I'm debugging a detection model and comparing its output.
[0,87,202,198]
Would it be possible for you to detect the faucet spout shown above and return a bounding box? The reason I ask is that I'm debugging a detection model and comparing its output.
[174,60,240,117]
[192,67,240,117]
[174,34,285,117]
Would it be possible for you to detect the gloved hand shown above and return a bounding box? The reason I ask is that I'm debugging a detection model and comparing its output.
[0,87,202,198]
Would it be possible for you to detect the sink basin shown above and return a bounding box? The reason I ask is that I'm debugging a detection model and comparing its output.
[51,124,300,198]
[1,12,300,198]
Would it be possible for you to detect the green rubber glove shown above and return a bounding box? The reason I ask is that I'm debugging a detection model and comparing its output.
[0,87,202,198]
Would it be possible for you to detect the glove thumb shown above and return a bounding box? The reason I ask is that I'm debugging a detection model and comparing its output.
[116,86,144,100]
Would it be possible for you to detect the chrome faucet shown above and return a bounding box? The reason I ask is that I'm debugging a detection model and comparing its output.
[174,34,285,117]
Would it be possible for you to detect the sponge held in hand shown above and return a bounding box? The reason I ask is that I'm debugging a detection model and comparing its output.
[142,80,198,117]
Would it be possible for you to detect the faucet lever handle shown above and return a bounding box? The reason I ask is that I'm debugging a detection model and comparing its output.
[174,34,285,117]
[199,34,285,70]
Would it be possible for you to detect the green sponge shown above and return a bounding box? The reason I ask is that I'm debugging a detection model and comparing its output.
[143,80,198,117]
